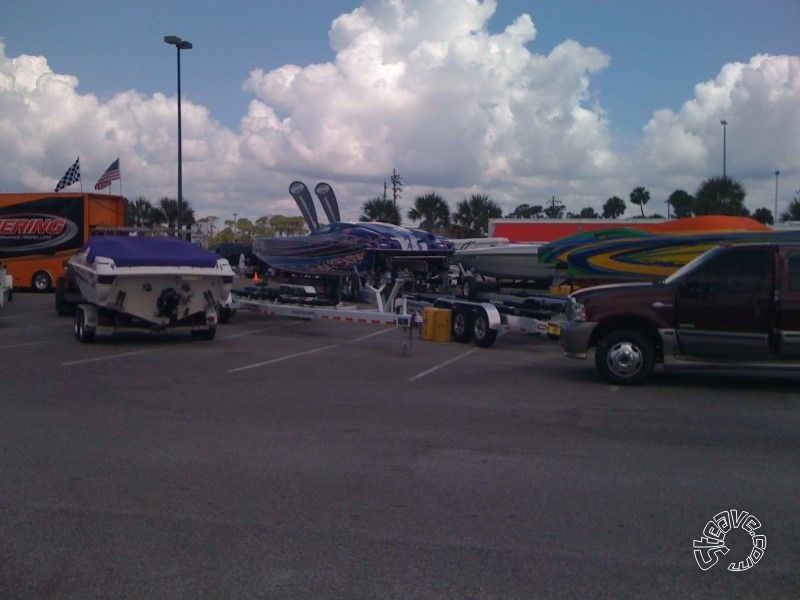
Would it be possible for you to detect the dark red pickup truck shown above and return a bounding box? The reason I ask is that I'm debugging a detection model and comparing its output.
[559,242,800,384]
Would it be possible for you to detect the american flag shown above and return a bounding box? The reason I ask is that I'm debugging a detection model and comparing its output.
[94,158,121,190]
[55,157,81,192]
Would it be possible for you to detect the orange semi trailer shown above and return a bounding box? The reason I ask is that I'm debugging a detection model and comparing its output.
[0,192,127,291]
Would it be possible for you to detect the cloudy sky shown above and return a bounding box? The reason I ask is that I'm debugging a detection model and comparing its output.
[1,0,798,224]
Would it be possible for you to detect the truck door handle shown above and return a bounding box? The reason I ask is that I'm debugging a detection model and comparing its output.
[652,301,672,310]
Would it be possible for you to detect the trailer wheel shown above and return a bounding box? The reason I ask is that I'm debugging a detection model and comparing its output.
[473,308,498,348]
[55,276,75,316]
[218,306,235,324]
[451,308,473,343]
[32,270,52,292]
[595,329,655,385]
[74,309,96,343]
[461,276,478,299]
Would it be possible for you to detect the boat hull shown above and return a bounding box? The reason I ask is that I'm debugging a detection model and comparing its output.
[560,230,800,280]
[69,237,234,327]
[455,243,553,281]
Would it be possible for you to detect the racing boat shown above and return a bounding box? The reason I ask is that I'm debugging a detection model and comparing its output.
[556,229,800,281]
[67,235,234,341]
[454,242,552,283]
[253,221,454,278]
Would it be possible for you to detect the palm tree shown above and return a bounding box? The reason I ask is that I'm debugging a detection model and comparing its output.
[127,196,160,227]
[602,196,626,219]
[407,192,450,231]
[694,176,748,216]
[360,197,401,224]
[629,186,650,218]
[779,196,800,223]
[159,196,195,231]
[453,194,502,237]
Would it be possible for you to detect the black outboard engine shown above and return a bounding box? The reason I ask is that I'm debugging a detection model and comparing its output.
[156,287,182,319]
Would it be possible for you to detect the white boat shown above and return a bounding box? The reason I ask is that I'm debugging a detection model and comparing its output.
[67,235,234,341]
[454,242,553,282]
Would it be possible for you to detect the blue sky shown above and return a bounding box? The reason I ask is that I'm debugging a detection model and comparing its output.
[1,0,798,222]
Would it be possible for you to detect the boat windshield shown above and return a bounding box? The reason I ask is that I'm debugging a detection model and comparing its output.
[662,245,725,284]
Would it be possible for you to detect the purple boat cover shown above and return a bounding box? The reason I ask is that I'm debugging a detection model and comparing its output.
[85,236,221,268]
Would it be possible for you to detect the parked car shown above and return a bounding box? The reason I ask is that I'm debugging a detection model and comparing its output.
[559,242,800,384]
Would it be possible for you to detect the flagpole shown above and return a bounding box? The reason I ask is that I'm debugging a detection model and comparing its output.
[79,156,83,193]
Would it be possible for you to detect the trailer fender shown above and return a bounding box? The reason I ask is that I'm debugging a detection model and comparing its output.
[477,302,502,330]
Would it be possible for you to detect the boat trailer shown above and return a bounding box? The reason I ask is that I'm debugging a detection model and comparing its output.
[229,276,566,355]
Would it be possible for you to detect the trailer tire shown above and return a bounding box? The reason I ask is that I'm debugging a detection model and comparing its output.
[451,308,473,343]
[74,309,96,343]
[595,329,655,385]
[32,270,52,292]
[218,306,235,324]
[461,276,478,299]
[55,277,75,316]
[473,308,498,348]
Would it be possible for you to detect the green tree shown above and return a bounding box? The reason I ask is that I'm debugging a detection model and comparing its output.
[543,196,565,219]
[694,176,748,216]
[127,196,165,227]
[578,207,599,218]
[629,186,650,218]
[667,190,694,218]
[360,197,401,224]
[506,203,543,219]
[751,207,774,225]
[602,196,626,219]
[269,215,307,236]
[453,194,502,237]
[779,193,800,223]
[407,192,450,231]
[158,196,195,231]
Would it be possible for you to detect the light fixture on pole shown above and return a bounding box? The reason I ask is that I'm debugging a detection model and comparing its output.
[720,119,728,178]
[164,35,192,235]
[775,170,780,224]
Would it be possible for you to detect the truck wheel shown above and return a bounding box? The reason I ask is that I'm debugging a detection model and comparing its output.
[473,308,498,348]
[74,309,96,343]
[451,308,473,343]
[595,329,655,385]
[32,270,52,292]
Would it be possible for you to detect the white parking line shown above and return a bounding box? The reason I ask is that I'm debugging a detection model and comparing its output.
[61,323,303,366]
[62,347,163,366]
[227,327,395,373]
[408,347,480,382]
[0,340,51,350]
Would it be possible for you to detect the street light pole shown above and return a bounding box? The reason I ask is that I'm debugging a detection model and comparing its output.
[720,119,728,178]
[775,170,780,224]
[164,35,192,236]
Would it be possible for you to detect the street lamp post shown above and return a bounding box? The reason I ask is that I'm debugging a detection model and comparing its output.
[164,35,192,236]
[720,119,728,178]
[775,170,780,224]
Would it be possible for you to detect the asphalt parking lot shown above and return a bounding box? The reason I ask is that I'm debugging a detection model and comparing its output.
[1,291,799,599]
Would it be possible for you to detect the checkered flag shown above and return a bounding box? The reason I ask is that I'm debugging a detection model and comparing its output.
[55,157,81,192]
